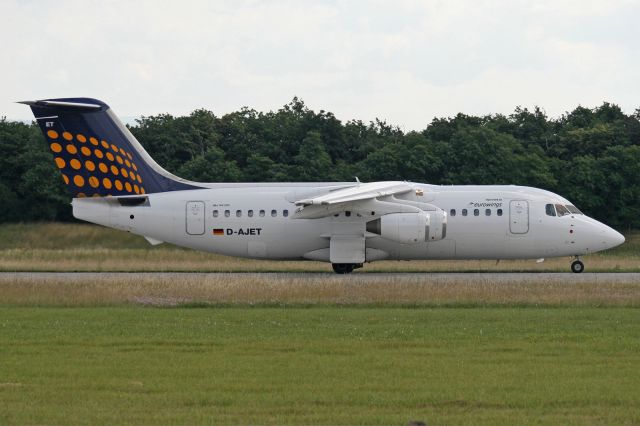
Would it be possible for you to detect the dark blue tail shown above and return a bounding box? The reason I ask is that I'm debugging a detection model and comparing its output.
[22,98,201,197]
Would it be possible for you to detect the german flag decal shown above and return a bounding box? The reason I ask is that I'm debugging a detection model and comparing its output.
[213,228,224,236]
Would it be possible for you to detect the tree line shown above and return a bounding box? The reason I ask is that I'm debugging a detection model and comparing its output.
[1,99,639,229]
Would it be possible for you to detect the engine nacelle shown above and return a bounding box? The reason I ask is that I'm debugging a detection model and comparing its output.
[427,210,447,241]
[367,212,427,244]
[366,210,447,244]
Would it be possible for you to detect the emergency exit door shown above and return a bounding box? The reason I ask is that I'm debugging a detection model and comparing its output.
[186,201,205,235]
[509,200,529,234]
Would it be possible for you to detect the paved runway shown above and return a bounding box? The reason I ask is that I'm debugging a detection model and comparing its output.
[1,272,639,284]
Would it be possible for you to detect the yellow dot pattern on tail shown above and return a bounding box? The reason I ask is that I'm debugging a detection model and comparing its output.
[46,131,146,197]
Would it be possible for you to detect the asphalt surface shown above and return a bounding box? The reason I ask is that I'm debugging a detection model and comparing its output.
[1,272,639,284]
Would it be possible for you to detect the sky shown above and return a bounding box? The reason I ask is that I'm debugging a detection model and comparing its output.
[2,0,639,130]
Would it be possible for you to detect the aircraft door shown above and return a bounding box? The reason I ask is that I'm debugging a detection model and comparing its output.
[509,200,529,234]
[186,201,205,235]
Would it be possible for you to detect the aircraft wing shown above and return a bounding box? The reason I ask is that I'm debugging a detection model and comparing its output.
[295,181,412,206]
[293,181,422,219]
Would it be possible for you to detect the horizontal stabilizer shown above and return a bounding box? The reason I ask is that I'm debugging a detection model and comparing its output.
[18,100,103,111]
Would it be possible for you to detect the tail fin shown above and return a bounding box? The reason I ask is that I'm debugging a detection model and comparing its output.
[21,98,201,197]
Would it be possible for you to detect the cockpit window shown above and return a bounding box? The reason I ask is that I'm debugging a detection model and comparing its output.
[555,204,571,216]
[545,204,556,216]
[566,205,582,215]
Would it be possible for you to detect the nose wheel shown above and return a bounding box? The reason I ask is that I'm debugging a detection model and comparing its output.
[571,258,584,273]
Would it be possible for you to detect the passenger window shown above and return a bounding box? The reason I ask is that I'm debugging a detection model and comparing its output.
[224,210,230,217]
[283,209,289,217]
[545,204,556,216]
[474,209,479,216]
[450,209,456,217]
[485,209,491,216]
[271,209,277,217]
[248,210,253,217]
[497,208,503,216]
[236,210,242,218]
[555,204,570,216]
[345,211,351,217]
[259,210,265,217]
[462,209,468,216]
[213,210,218,218]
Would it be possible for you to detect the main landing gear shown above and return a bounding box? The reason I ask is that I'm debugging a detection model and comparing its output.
[332,263,363,274]
[571,257,584,273]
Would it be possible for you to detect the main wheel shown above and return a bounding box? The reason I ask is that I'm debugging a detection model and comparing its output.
[571,259,584,273]
[332,263,355,274]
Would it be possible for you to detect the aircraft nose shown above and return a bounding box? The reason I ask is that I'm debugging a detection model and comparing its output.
[599,224,625,250]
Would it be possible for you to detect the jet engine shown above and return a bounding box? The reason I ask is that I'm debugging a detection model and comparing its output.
[366,210,447,244]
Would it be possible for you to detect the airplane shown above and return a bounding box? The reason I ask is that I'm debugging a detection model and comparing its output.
[22,98,625,274]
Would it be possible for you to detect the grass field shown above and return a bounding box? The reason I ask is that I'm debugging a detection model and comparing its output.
[1,307,640,425]
[1,272,640,307]
[1,271,640,424]
[0,222,638,272]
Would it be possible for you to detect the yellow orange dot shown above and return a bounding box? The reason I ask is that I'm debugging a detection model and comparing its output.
[116,155,123,165]
[121,168,129,178]
[101,140,109,149]
[50,143,62,153]
[81,146,92,156]
[110,165,119,175]
[94,149,104,159]
[70,159,81,170]
[140,187,145,194]
[66,144,78,154]
[88,176,99,188]
[106,152,115,162]
[63,132,73,141]
[73,175,85,187]
[125,182,132,192]
[85,160,96,172]
[62,174,69,184]
[98,163,108,173]
[92,194,101,198]
[102,178,112,189]
[110,144,118,152]
[89,137,99,146]
[77,193,86,198]
[125,159,131,168]
[134,184,140,194]
[129,171,136,181]
[119,148,125,156]
[132,163,138,171]
[55,157,65,169]
[126,152,133,160]
[114,180,123,191]
[47,130,59,139]
[77,134,87,143]
[136,174,142,184]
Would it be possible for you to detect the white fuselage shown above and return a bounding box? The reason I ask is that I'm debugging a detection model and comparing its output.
[72,182,624,262]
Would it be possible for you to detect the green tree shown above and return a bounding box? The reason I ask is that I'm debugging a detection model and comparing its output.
[293,131,333,181]
[177,147,242,182]
[1,100,639,227]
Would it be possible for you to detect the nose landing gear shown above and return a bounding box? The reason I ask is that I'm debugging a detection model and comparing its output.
[571,257,584,273]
